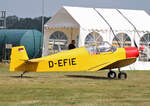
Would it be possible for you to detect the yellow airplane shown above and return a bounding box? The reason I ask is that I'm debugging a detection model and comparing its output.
[10,41,139,79]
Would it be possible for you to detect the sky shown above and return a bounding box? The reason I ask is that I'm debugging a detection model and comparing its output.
[1,0,150,18]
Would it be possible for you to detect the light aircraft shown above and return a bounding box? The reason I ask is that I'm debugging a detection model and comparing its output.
[10,41,139,79]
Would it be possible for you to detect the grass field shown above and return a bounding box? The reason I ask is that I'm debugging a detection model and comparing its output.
[0,64,150,106]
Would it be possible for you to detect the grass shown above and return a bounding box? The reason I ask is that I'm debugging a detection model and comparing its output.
[0,63,150,106]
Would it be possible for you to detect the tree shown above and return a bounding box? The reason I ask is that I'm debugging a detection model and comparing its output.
[6,16,51,32]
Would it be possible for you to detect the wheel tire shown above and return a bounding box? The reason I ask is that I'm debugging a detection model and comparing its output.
[118,72,127,80]
[108,71,116,79]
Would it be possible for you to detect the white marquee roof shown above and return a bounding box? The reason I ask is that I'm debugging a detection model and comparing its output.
[95,8,134,31]
[119,9,150,31]
[46,6,150,32]
[64,6,109,30]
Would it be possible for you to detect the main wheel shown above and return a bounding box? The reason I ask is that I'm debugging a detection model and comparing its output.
[118,72,127,80]
[108,71,116,79]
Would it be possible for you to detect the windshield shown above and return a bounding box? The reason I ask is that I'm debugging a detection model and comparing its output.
[85,41,116,55]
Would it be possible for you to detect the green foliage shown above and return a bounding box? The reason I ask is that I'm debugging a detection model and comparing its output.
[6,16,51,32]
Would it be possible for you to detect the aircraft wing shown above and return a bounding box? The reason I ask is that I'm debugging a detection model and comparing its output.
[87,57,137,71]
[100,58,137,70]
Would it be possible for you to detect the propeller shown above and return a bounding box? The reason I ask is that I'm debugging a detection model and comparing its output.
[93,8,121,47]
[133,39,138,49]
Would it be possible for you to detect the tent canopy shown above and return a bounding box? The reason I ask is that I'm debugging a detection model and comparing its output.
[46,6,150,32]
[119,9,150,31]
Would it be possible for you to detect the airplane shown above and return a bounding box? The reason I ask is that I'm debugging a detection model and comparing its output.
[9,41,139,79]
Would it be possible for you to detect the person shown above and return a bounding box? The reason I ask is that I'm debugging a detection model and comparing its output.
[68,40,76,50]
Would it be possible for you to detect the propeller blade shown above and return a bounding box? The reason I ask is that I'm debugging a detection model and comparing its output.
[133,40,138,48]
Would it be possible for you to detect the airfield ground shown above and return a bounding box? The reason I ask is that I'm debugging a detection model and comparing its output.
[0,63,150,106]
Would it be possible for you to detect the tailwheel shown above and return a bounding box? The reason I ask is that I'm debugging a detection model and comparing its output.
[108,71,116,79]
[20,71,27,78]
[118,72,127,80]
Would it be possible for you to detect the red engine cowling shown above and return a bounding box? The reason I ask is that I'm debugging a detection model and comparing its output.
[125,47,139,58]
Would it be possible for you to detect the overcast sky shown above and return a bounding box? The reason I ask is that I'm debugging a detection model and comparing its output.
[1,0,150,18]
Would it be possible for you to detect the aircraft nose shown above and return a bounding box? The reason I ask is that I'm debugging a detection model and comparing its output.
[125,47,139,58]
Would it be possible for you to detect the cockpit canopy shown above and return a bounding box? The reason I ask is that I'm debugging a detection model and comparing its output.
[85,41,116,55]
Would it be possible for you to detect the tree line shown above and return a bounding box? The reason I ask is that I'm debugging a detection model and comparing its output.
[6,16,51,32]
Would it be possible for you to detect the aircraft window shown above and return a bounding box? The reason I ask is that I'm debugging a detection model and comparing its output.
[86,42,116,55]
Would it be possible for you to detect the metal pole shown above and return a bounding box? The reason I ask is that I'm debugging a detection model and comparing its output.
[42,0,44,35]
[41,0,45,56]
[3,10,6,29]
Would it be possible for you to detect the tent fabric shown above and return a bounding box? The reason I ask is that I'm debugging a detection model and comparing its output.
[46,6,110,30]
[46,7,79,28]
[118,9,150,32]
[95,8,134,31]
[63,6,110,31]
[46,6,150,32]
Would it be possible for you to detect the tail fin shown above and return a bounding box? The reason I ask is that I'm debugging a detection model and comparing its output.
[10,46,29,72]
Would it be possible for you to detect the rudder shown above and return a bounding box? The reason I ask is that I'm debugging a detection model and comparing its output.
[10,46,29,72]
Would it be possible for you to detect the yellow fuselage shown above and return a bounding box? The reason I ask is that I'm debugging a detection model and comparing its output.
[10,45,137,72]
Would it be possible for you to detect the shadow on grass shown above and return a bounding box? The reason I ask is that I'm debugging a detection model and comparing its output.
[9,76,33,79]
[65,75,115,80]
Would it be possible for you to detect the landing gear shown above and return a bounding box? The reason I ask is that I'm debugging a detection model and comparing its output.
[20,71,27,78]
[118,72,127,80]
[108,70,116,79]
[20,62,28,78]
[107,69,127,79]
[118,68,127,80]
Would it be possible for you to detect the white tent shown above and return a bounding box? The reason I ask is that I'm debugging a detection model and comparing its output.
[43,6,150,70]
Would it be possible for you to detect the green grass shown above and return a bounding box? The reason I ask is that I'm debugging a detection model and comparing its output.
[0,63,150,106]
